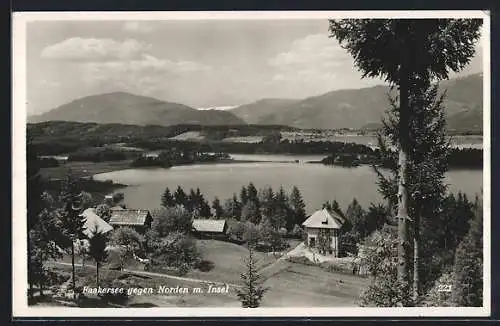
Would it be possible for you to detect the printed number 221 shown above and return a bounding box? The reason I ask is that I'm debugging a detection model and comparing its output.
[437,284,452,292]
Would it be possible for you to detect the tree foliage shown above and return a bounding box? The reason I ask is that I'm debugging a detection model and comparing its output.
[88,227,108,287]
[236,245,268,308]
[330,18,482,303]
[451,197,483,307]
[151,206,193,237]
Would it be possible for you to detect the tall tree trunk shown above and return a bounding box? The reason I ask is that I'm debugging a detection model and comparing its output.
[413,208,421,303]
[96,262,100,288]
[38,259,44,296]
[397,52,411,304]
[71,241,76,299]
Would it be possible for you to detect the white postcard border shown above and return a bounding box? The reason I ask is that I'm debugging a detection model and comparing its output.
[12,10,491,318]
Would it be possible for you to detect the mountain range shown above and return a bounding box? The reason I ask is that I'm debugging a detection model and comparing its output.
[230,73,483,132]
[28,92,246,126]
[28,73,482,132]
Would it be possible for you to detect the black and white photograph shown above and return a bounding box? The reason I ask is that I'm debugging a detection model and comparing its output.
[12,10,490,317]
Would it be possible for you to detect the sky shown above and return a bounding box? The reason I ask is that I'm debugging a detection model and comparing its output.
[26,19,485,115]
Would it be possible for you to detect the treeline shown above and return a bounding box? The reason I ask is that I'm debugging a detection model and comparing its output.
[160,183,308,251]
[131,151,230,168]
[67,147,133,162]
[27,121,297,153]
[322,147,483,169]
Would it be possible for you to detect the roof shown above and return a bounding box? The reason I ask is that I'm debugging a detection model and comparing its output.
[109,209,151,226]
[80,208,113,237]
[192,219,227,233]
[302,208,344,229]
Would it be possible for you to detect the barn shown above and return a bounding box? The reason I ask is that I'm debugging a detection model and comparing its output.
[192,219,228,239]
[109,209,153,233]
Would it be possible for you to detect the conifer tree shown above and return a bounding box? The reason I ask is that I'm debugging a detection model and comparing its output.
[451,196,483,307]
[330,19,482,302]
[58,173,86,296]
[212,197,224,219]
[88,227,108,287]
[289,186,307,228]
[173,186,187,207]
[161,187,175,208]
[237,244,268,308]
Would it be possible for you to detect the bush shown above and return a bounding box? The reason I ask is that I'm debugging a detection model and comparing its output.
[286,256,316,266]
[152,206,193,237]
[194,259,215,272]
[98,279,129,304]
[150,232,200,272]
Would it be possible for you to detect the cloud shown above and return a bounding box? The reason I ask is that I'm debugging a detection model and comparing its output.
[41,37,151,62]
[122,21,155,33]
[267,33,382,96]
[76,54,212,98]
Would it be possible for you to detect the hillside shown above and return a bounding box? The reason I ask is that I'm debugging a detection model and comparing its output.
[238,74,482,131]
[231,98,300,124]
[28,92,246,126]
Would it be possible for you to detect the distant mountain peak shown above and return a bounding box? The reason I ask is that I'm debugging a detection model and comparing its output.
[28,92,246,126]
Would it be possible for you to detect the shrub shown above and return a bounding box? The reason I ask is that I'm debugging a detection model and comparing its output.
[286,256,316,266]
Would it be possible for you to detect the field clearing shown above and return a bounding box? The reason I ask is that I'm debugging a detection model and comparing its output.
[221,136,264,143]
[46,263,240,307]
[186,239,277,284]
[260,260,368,307]
[170,131,205,141]
[40,160,134,180]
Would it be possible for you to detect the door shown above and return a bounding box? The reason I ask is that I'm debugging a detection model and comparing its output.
[309,237,316,247]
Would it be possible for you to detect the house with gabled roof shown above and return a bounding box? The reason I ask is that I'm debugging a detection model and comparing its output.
[80,208,114,238]
[109,209,153,233]
[302,208,345,257]
[192,219,228,239]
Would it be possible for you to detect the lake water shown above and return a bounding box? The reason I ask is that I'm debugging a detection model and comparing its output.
[94,154,483,214]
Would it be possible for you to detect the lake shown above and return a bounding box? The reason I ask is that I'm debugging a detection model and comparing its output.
[94,154,483,214]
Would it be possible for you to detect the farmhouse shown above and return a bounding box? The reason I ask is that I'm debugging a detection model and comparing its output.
[109,209,153,233]
[192,219,228,239]
[80,208,113,238]
[302,208,344,257]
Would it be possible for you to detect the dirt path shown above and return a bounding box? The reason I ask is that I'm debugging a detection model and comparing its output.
[52,261,241,288]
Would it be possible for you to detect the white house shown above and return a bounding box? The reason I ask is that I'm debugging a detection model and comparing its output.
[302,208,344,257]
[80,208,114,238]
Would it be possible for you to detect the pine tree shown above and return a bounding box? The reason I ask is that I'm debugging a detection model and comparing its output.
[27,134,43,298]
[161,187,175,208]
[241,201,261,224]
[330,19,482,302]
[247,182,258,204]
[236,244,268,308]
[373,81,450,301]
[58,173,86,297]
[259,186,275,220]
[240,186,249,205]
[28,192,61,296]
[289,186,306,228]
[451,197,483,307]
[223,193,242,220]
[173,186,187,207]
[212,197,224,219]
[346,198,366,238]
[88,227,108,287]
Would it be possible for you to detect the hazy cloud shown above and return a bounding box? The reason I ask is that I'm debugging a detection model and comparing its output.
[267,33,382,96]
[41,37,151,62]
[122,21,155,33]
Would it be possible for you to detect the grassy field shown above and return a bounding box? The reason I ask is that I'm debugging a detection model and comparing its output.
[185,239,277,284]
[45,263,240,308]
[40,160,134,180]
[50,239,368,307]
[260,260,369,307]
